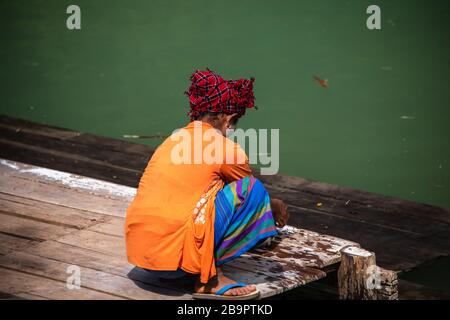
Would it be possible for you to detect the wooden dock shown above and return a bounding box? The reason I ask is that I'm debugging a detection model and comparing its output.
[1,157,399,299]
[0,158,359,299]
[0,115,449,299]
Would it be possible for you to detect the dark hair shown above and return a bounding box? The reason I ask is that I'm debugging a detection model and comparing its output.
[193,112,240,127]
[193,112,221,121]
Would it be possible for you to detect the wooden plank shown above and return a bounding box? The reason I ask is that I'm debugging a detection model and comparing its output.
[419,228,450,253]
[263,182,450,233]
[0,140,143,187]
[18,240,194,297]
[0,192,108,230]
[398,279,450,300]
[0,158,136,200]
[285,204,430,271]
[0,116,83,140]
[3,292,50,300]
[0,212,75,242]
[226,254,326,282]
[0,115,150,187]
[0,251,187,300]
[0,125,150,170]
[64,220,350,273]
[0,159,134,217]
[22,240,131,275]
[0,115,152,156]
[0,267,123,300]
[258,173,450,224]
[56,229,125,258]
[72,132,152,156]
[87,216,124,236]
[275,227,359,253]
[248,226,358,268]
[0,232,40,255]
[222,264,325,299]
[373,233,450,271]
[24,231,327,300]
[0,138,141,176]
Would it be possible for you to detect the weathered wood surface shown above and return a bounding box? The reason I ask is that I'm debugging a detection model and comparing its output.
[250,226,359,268]
[1,115,449,275]
[0,158,360,299]
[337,246,398,300]
[1,115,449,299]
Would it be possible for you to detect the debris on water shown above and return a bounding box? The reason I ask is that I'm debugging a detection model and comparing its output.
[400,115,415,120]
[316,202,323,207]
[123,134,167,139]
[313,75,329,88]
[30,106,35,110]
[345,200,350,206]
[438,164,442,169]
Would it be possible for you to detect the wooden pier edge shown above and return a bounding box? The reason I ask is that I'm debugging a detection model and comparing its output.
[1,115,449,299]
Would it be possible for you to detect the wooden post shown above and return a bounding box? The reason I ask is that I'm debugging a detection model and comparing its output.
[338,246,398,300]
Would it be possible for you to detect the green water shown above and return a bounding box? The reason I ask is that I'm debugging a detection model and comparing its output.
[1,0,449,294]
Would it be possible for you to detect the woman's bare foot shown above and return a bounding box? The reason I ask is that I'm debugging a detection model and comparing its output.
[194,267,257,296]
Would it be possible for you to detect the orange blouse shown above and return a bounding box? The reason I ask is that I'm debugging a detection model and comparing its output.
[125,121,252,283]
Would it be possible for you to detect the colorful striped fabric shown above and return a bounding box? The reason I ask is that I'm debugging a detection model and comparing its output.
[214,176,278,265]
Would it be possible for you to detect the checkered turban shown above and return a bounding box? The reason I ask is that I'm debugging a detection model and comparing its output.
[185,69,255,120]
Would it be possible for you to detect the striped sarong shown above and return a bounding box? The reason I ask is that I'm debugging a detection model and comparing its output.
[214,176,278,265]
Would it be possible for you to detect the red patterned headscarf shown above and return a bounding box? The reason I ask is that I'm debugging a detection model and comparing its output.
[185,69,256,120]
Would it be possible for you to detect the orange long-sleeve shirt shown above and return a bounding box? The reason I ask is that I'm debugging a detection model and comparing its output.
[125,121,251,283]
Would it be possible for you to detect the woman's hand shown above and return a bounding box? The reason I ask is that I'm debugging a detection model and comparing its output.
[270,198,290,228]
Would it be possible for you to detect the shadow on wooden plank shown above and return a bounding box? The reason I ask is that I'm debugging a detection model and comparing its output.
[126,267,195,297]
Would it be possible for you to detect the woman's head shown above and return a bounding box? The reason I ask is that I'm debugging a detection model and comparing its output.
[185,69,256,126]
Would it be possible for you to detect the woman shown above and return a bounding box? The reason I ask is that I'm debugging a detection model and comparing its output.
[125,69,289,300]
